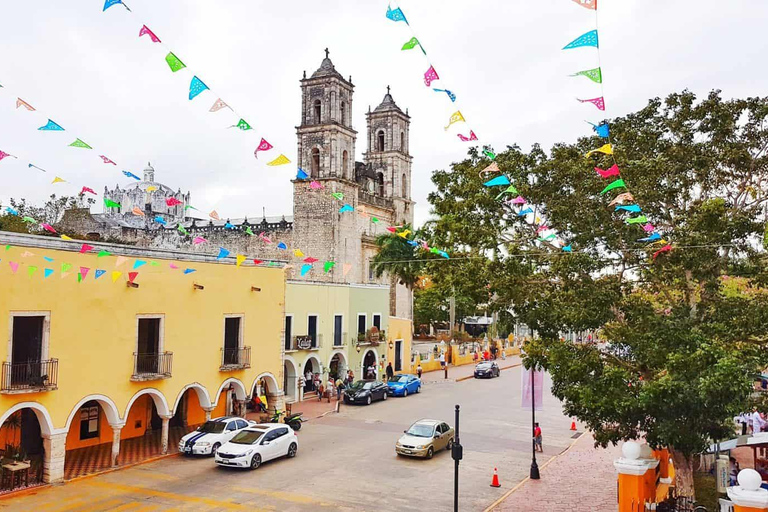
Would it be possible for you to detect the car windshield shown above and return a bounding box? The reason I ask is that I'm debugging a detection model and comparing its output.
[392,375,410,383]
[197,421,225,434]
[230,430,265,445]
[348,381,367,391]
[407,424,435,437]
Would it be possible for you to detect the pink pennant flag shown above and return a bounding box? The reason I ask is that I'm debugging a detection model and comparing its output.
[511,196,526,205]
[536,225,550,234]
[258,232,272,244]
[128,271,139,284]
[652,244,672,261]
[253,259,263,265]
[80,267,90,279]
[577,96,606,111]
[209,98,231,113]
[115,256,127,268]
[457,131,478,142]
[9,262,19,274]
[342,263,352,277]
[79,243,94,254]
[594,164,620,178]
[209,210,220,220]
[423,66,440,86]
[521,367,544,410]
[642,223,655,233]
[166,197,182,207]
[310,181,323,190]
[15,98,35,111]
[41,223,57,233]
[571,0,597,10]
[138,25,161,43]
[99,155,117,165]
[193,236,208,245]
[169,263,179,269]
[254,138,274,158]
[387,227,397,233]
[81,186,97,195]
[0,150,13,161]
[304,257,319,263]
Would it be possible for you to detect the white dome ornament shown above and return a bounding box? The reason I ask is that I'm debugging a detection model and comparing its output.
[727,468,768,509]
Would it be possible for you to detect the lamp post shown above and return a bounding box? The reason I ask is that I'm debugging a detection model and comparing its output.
[452,404,463,512]
[530,367,540,479]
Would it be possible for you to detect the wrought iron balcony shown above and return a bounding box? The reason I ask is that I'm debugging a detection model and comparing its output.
[220,346,251,371]
[1,359,58,393]
[131,352,173,381]
[285,334,322,351]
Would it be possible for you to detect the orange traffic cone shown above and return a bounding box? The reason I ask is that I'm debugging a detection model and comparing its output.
[490,467,501,488]
[570,420,577,431]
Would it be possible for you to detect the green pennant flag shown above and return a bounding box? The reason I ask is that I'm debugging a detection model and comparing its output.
[150,261,159,266]
[332,192,344,200]
[371,217,379,223]
[483,149,496,160]
[537,234,557,242]
[184,205,197,211]
[495,185,518,199]
[61,263,72,273]
[165,52,186,72]
[77,272,82,283]
[68,138,93,149]
[178,225,189,235]
[245,227,255,235]
[401,37,424,53]
[600,179,626,195]
[626,215,648,225]
[234,119,252,131]
[97,250,111,258]
[324,261,336,273]
[104,198,121,208]
[571,67,602,84]
[28,266,38,277]
[5,245,11,251]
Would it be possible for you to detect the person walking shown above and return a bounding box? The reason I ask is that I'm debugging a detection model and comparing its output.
[386,362,394,382]
[439,351,446,369]
[325,377,334,403]
[347,369,354,384]
[416,363,422,379]
[335,377,344,401]
[534,422,543,452]
[305,369,313,392]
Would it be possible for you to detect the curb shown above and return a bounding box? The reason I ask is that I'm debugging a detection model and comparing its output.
[456,362,522,382]
[0,483,50,501]
[482,430,588,512]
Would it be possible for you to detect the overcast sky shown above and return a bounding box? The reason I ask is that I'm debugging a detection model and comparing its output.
[1,0,766,227]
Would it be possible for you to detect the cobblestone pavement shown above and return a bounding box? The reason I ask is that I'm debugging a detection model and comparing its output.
[492,431,622,512]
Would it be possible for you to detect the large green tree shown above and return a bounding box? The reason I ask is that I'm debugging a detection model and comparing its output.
[0,194,94,234]
[425,90,768,497]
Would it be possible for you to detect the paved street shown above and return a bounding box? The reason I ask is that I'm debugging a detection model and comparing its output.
[1,365,577,511]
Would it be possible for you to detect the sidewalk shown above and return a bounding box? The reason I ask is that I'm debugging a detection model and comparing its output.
[490,432,622,512]
[420,356,521,383]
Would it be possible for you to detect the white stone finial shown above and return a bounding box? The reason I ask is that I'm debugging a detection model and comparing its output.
[639,444,653,460]
[622,441,641,461]
[739,469,763,491]
[728,468,768,509]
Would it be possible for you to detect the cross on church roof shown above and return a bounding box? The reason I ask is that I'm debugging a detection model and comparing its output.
[325,48,329,59]
[387,85,390,95]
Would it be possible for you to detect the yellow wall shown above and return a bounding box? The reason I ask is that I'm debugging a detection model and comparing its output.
[386,317,413,374]
[0,238,285,435]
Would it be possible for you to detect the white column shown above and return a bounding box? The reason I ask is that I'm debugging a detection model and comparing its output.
[266,391,286,415]
[110,423,124,467]
[203,407,215,422]
[41,432,67,483]
[160,415,172,455]
[728,469,768,511]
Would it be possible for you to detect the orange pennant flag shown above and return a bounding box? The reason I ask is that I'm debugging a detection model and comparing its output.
[16,98,35,111]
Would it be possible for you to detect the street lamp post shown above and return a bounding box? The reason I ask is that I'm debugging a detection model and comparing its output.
[452,404,463,512]
[530,367,540,479]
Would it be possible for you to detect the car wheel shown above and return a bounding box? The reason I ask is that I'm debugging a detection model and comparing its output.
[403,389,408,398]
[250,453,261,470]
[416,385,420,393]
[447,438,453,451]
[426,447,434,459]
[211,443,220,457]
[366,396,372,405]
[287,443,297,458]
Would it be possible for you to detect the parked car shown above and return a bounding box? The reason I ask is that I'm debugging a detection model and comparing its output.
[344,380,389,405]
[395,419,454,459]
[179,416,257,456]
[474,361,501,379]
[214,423,298,469]
[387,374,421,397]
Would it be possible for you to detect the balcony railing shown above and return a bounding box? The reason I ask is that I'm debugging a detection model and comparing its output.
[220,346,251,370]
[131,352,173,381]
[286,334,322,351]
[356,330,386,345]
[1,359,58,393]
[333,332,347,347]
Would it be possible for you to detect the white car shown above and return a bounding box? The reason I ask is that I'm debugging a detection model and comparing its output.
[178,416,257,456]
[215,423,298,469]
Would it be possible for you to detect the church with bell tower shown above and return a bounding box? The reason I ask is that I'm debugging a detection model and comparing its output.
[292,50,415,318]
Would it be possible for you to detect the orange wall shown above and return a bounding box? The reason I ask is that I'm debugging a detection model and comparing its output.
[121,395,151,440]
[66,395,154,450]
[212,391,228,418]
[66,407,113,450]
[187,391,207,426]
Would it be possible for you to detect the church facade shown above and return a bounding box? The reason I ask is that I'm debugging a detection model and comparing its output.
[59,52,415,318]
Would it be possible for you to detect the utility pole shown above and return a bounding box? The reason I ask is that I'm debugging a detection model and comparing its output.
[447,289,455,380]
[530,368,540,479]
[452,404,463,512]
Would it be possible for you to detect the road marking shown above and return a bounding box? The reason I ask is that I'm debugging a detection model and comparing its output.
[82,481,262,511]
[232,486,334,507]
[109,503,145,511]
[48,498,123,512]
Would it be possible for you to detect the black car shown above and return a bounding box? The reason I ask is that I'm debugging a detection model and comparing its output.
[474,361,500,379]
[344,380,389,405]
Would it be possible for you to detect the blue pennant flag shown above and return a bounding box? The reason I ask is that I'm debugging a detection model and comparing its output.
[217,247,230,260]
[563,30,599,50]
[638,233,662,242]
[38,119,64,131]
[339,204,354,213]
[224,222,235,229]
[123,170,141,180]
[183,268,196,275]
[433,89,456,102]
[386,5,408,24]
[300,263,312,277]
[103,0,122,10]
[615,204,642,213]
[154,216,167,225]
[44,268,54,278]
[5,207,19,216]
[43,256,54,263]
[133,260,147,269]
[297,168,309,180]
[277,242,287,250]
[484,176,510,187]
[562,245,573,252]
[407,240,418,247]
[517,208,533,216]
[594,122,610,138]
[94,269,106,279]
[189,76,209,100]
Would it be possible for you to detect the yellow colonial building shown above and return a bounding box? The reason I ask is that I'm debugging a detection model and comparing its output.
[0,231,286,485]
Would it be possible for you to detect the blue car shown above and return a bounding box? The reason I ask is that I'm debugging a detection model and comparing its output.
[387,374,421,397]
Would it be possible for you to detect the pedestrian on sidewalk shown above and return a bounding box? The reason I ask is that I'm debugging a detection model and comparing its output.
[347,370,354,384]
[335,377,344,401]
[325,377,334,403]
[386,362,394,382]
[439,352,446,369]
[417,363,422,379]
[534,422,543,452]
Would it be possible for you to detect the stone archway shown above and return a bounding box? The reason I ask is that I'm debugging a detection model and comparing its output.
[328,350,348,380]
[302,356,321,396]
[171,384,212,429]
[283,356,299,403]
[0,403,55,486]
[63,394,123,479]
[214,378,248,417]
[362,349,378,380]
